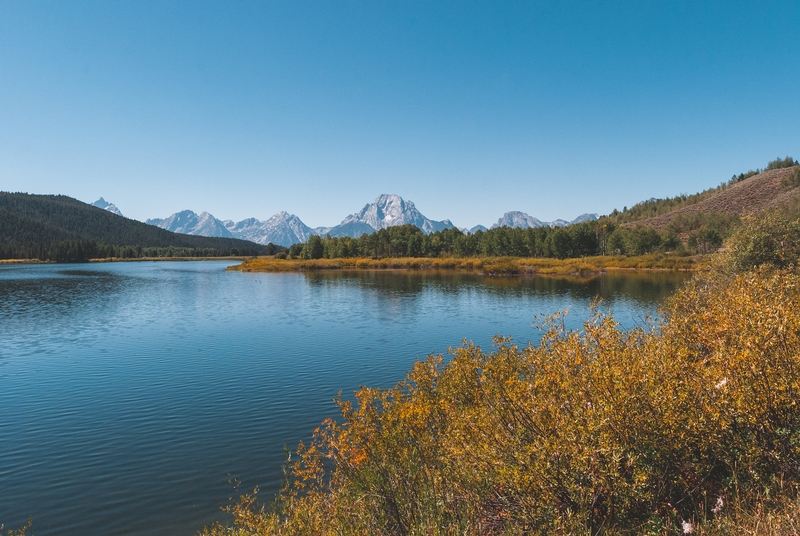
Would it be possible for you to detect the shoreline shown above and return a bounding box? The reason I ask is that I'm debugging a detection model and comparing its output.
[0,257,248,265]
[89,256,248,263]
[1,255,706,274]
[229,255,704,276]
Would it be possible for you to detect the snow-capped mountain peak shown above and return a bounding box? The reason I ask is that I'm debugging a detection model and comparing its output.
[146,209,313,246]
[91,197,123,217]
[330,194,453,236]
[146,210,233,238]
[228,211,314,246]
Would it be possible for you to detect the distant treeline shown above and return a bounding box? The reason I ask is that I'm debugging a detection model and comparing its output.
[0,240,274,263]
[0,192,280,262]
[287,220,724,261]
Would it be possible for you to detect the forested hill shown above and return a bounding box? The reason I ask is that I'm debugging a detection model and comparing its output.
[605,157,800,229]
[0,192,279,261]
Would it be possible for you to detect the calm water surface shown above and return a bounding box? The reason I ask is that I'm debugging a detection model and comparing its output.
[0,261,691,535]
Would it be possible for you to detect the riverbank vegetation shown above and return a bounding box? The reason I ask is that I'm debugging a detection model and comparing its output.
[204,211,800,535]
[231,253,700,275]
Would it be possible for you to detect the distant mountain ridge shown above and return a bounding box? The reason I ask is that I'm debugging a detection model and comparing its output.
[147,210,233,238]
[0,192,272,259]
[491,211,598,229]
[145,194,598,247]
[147,194,456,246]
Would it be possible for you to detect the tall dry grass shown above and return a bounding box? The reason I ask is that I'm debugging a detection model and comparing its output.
[230,254,700,276]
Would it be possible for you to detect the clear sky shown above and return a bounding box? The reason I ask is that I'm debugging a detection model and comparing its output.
[2,1,799,228]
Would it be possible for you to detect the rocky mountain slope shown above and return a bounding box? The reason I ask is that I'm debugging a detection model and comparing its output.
[146,210,234,238]
[326,194,454,237]
[223,211,316,246]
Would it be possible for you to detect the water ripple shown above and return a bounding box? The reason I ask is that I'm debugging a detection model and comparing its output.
[0,261,689,535]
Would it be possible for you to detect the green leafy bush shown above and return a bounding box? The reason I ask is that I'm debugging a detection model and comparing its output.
[721,210,800,272]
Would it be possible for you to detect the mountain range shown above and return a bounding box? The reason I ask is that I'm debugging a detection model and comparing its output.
[142,194,597,247]
[1,192,272,259]
[489,211,597,230]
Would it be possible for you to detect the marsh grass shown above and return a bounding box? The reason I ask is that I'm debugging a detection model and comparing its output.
[230,254,700,276]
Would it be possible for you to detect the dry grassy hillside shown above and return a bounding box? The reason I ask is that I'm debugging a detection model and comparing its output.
[625,166,799,230]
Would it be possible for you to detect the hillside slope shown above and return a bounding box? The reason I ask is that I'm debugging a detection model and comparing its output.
[0,192,272,257]
[625,166,799,230]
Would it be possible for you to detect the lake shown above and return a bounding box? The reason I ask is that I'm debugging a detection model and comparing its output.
[0,261,691,535]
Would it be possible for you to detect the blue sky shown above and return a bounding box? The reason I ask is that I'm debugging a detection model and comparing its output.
[2,1,799,228]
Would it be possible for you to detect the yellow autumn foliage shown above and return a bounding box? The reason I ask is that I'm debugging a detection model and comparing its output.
[231,254,700,276]
[204,212,800,535]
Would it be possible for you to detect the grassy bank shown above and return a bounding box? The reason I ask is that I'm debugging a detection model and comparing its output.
[229,253,701,276]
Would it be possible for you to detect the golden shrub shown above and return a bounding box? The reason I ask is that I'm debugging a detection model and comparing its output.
[205,214,800,534]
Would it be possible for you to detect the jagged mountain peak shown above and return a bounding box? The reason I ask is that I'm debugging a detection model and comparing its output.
[331,194,453,237]
[146,210,233,238]
[229,211,314,246]
[91,197,123,217]
[147,209,313,247]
